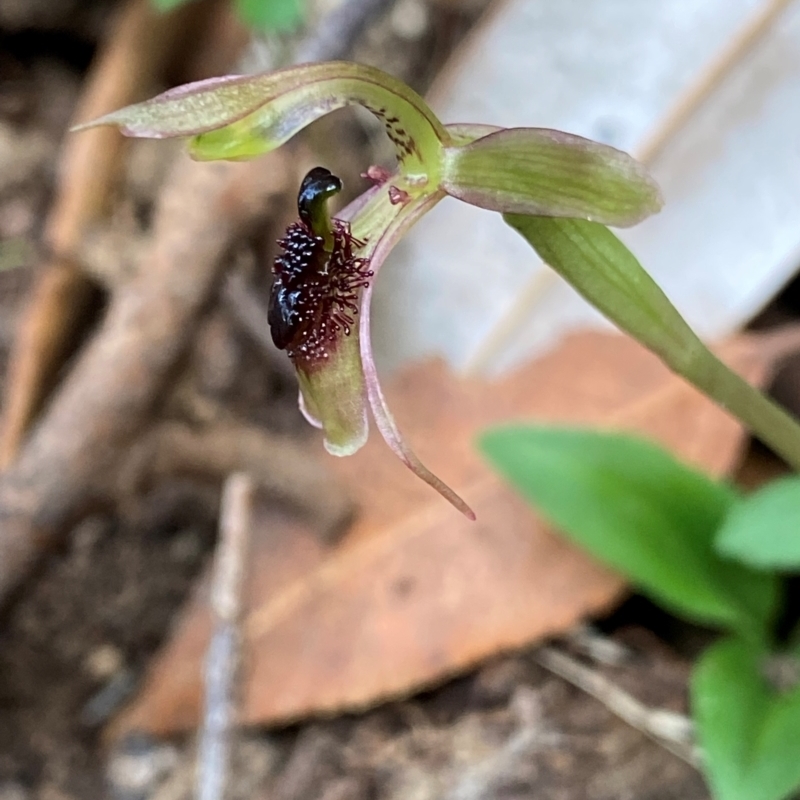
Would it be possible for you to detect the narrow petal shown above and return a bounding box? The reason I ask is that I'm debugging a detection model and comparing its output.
[72,73,268,137]
[75,62,446,174]
[344,186,476,519]
[361,321,476,520]
[442,127,663,227]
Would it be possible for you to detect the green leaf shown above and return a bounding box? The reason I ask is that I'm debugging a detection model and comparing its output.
[236,0,303,31]
[715,476,800,570]
[692,636,800,800]
[504,216,702,365]
[443,128,662,227]
[150,0,192,10]
[480,426,778,638]
[152,0,302,28]
[73,62,445,177]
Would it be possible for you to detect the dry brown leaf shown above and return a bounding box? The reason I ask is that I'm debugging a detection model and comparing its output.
[111,330,794,737]
[125,507,328,735]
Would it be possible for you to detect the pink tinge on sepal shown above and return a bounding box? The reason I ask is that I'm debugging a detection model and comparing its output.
[355,190,476,520]
[361,320,476,520]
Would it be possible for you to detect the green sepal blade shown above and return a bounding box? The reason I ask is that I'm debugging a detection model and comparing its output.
[444,128,662,226]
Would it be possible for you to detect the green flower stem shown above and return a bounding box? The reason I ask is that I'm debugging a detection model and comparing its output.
[686,350,800,472]
[506,214,800,472]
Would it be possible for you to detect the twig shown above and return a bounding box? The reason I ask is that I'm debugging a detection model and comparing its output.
[0,154,291,606]
[445,686,561,800]
[118,420,352,537]
[564,623,631,666]
[533,645,700,768]
[0,0,216,468]
[195,473,254,800]
[222,270,296,381]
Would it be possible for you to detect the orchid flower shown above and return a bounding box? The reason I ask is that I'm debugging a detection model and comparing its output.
[75,61,676,519]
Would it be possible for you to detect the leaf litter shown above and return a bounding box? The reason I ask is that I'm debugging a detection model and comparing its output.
[112,328,791,737]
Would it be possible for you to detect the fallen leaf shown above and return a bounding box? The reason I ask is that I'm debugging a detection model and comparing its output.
[111,329,796,737]
[112,506,327,737]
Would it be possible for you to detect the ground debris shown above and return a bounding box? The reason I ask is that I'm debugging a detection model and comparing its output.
[137,634,706,800]
[114,330,791,738]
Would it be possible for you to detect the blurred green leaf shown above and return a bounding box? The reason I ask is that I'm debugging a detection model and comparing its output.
[716,477,800,570]
[236,0,303,32]
[692,636,800,800]
[151,0,303,30]
[479,426,778,639]
[151,0,193,10]
[443,128,662,227]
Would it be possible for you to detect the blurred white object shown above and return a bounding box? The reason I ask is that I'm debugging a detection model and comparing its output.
[371,0,800,375]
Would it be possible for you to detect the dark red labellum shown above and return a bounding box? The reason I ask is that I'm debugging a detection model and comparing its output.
[269,167,372,367]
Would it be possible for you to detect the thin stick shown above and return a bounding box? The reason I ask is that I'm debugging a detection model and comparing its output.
[0,152,290,607]
[195,473,254,800]
[0,0,206,467]
[534,646,700,768]
[223,271,295,380]
[463,267,560,376]
[635,0,797,166]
